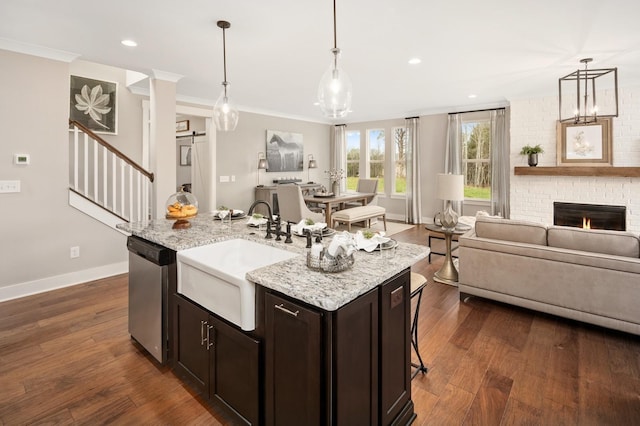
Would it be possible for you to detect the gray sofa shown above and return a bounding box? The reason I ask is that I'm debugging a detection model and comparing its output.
[458,216,640,335]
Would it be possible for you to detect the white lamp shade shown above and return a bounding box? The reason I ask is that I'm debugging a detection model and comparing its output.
[437,173,464,201]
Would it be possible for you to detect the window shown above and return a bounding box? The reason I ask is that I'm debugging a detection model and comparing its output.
[346,130,360,191]
[368,129,385,189]
[461,120,491,200]
[392,127,407,194]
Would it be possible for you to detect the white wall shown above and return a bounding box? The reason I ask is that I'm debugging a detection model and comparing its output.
[0,50,129,297]
[510,86,640,232]
[215,112,331,212]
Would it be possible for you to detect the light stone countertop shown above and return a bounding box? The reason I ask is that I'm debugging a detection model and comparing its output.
[118,215,429,311]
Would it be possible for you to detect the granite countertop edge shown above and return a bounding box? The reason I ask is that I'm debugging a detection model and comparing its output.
[118,216,428,311]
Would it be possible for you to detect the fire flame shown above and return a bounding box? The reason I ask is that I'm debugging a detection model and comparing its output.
[582,217,591,229]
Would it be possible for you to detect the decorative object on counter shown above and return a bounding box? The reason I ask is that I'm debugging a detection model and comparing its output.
[165,187,198,229]
[307,231,356,272]
[436,173,464,231]
[307,154,317,183]
[317,0,352,118]
[558,58,618,125]
[519,144,544,167]
[257,152,268,186]
[354,230,390,252]
[213,20,239,131]
[325,168,345,196]
[213,207,245,221]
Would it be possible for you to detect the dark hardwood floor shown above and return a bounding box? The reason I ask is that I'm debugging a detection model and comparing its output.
[1,225,639,425]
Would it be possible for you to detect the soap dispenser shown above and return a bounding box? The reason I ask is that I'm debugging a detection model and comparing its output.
[307,235,324,270]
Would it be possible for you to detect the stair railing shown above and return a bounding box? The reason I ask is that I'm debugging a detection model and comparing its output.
[69,119,154,223]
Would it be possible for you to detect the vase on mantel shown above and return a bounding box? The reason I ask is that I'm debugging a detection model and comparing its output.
[528,153,539,167]
[332,181,340,196]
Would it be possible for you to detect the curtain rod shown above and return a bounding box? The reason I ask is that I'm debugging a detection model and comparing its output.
[448,107,505,115]
[405,116,419,120]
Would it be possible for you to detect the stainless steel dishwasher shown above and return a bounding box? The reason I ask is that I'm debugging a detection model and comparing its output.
[127,236,175,364]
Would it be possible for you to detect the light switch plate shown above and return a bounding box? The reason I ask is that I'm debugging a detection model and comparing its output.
[0,180,21,193]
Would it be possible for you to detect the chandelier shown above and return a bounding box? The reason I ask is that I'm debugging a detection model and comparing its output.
[558,58,618,124]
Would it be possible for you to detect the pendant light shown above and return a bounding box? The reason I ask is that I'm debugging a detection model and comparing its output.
[213,20,239,131]
[317,0,352,118]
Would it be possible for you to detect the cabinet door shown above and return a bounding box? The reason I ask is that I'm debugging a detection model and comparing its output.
[379,270,411,424]
[334,288,379,425]
[265,293,322,426]
[172,295,210,396]
[209,316,260,426]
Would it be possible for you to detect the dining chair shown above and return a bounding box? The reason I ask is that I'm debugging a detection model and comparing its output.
[344,178,379,208]
[275,184,325,224]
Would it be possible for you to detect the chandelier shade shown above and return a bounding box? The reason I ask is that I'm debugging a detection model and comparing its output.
[558,58,618,125]
[213,20,239,131]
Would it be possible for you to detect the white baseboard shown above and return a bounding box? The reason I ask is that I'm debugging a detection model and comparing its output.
[0,261,128,303]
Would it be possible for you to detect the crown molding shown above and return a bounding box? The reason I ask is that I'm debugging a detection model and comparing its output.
[0,37,80,62]
[150,69,183,82]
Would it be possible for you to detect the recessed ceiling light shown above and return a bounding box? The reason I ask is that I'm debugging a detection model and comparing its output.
[468,94,477,99]
[121,39,138,47]
[408,58,421,65]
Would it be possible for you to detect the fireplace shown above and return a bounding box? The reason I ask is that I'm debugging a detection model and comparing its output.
[553,202,626,231]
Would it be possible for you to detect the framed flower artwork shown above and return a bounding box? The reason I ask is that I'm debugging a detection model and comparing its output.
[69,75,118,135]
[556,118,612,166]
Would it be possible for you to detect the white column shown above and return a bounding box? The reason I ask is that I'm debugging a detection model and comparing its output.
[149,70,182,218]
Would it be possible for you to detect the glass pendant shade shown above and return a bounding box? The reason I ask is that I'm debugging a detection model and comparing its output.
[213,82,239,131]
[317,48,352,119]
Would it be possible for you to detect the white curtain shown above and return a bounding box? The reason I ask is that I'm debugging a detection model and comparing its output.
[331,124,346,192]
[444,114,463,215]
[490,109,510,217]
[405,117,422,224]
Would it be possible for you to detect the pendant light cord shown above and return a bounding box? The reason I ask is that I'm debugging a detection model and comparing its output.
[332,0,337,49]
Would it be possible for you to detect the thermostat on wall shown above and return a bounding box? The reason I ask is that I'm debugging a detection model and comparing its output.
[14,154,30,165]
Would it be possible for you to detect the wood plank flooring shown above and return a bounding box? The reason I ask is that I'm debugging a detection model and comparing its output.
[1,225,639,425]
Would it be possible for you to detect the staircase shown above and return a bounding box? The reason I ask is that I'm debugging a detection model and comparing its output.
[68,119,154,234]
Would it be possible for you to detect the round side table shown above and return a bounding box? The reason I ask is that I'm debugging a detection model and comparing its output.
[424,223,470,286]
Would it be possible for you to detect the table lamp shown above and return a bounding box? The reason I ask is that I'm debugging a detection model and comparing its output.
[307,154,317,183]
[437,173,464,230]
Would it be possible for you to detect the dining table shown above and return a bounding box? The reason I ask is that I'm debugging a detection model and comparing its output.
[303,191,375,226]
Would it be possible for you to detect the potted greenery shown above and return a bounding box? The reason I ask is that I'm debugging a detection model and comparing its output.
[520,144,544,167]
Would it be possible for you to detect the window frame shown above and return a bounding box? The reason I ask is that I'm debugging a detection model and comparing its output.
[460,117,491,202]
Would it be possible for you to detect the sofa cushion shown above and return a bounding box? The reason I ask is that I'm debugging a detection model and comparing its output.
[547,226,640,258]
[474,216,547,245]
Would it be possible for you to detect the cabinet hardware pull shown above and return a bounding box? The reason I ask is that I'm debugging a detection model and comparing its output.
[200,320,208,346]
[275,303,299,317]
[207,325,214,350]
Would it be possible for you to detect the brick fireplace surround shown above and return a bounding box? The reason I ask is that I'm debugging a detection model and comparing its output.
[509,85,640,233]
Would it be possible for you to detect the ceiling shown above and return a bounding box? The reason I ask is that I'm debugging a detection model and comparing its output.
[2,0,639,123]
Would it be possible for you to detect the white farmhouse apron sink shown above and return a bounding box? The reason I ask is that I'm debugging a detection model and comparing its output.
[177,239,298,331]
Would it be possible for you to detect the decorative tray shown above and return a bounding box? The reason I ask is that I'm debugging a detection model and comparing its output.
[313,192,334,198]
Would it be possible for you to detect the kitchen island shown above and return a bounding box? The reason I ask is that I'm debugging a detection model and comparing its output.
[118,215,428,425]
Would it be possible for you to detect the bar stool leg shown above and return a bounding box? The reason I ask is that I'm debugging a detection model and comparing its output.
[410,272,428,379]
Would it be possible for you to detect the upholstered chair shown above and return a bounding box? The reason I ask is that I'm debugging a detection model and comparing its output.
[275,184,325,224]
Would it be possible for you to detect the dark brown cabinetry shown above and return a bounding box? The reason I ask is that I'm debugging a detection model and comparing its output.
[173,295,260,425]
[264,269,412,425]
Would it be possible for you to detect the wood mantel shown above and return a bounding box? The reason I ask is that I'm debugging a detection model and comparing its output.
[514,166,640,177]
